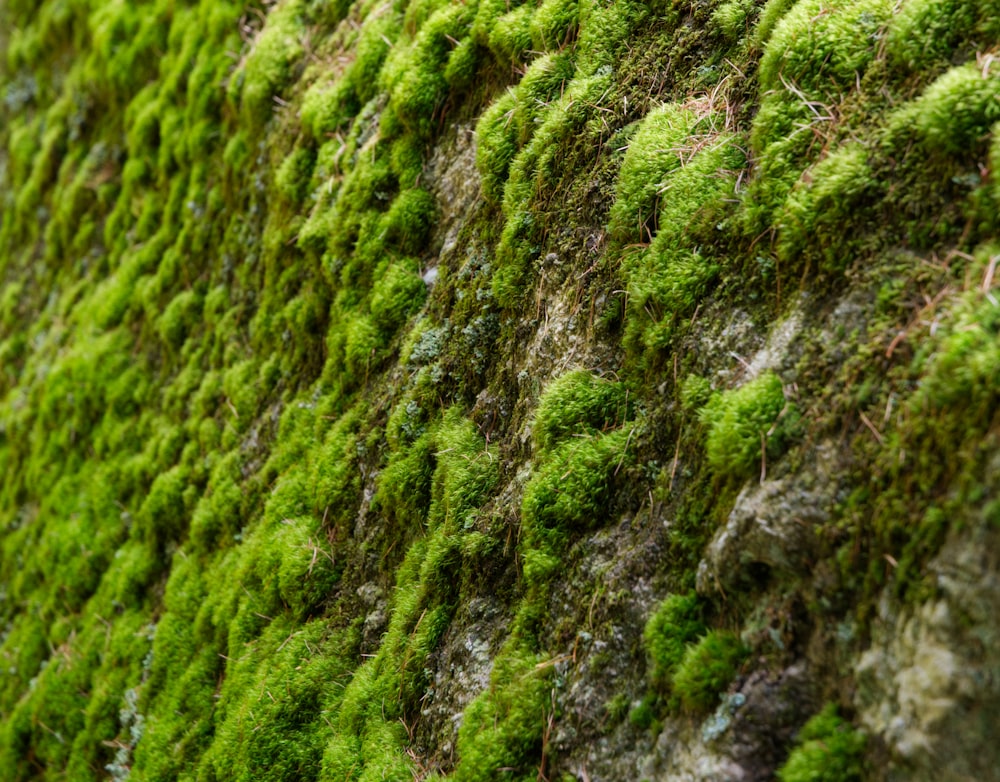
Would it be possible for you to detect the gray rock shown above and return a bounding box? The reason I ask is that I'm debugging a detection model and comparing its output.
[855,523,1000,781]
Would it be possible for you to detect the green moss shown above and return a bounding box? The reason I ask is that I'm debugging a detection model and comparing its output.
[615,102,744,352]
[671,630,747,712]
[885,0,995,72]
[776,143,876,274]
[473,45,575,205]
[384,3,473,140]
[711,0,752,41]
[576,0,657,77]
[276,146,317,204]
[777,704,866,782]
[610,103,700,244]
[531,0,580,51]
[233,0,306,129]
[135,464,190,552]
[628,693,659,731]
[475,90,520,203]
[493,72,614,305]
[443,37,481,91]
[753,0,796,47]
[679,374,712,413]
[699,372,794,479]
[643,592,705,688]
[758,0,891,98]
[453,648,551,782]
[886,60,1000,158]
[157,289,204,348]
[532,369,629,455]
[1,0,996,774]
[745,0,892,232]
[521,426,635,584]
[487,3,534,69]
[382,187,436,253]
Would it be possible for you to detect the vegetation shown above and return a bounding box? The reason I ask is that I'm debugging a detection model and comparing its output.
[643,592,706,688]
[777,704,866,782]
[0,0,997,778]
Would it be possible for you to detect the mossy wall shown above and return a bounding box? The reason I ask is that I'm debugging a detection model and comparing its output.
[1,0,999,779]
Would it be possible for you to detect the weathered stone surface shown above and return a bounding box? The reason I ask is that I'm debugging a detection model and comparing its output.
[856,523,1000,782]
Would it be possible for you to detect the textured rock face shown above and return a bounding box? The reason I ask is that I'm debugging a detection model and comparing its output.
[857,522,1000,782]
[1,0,1000,780]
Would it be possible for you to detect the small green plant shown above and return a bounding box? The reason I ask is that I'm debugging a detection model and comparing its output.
[745,0,891,232]
[711,0,752,40]
[643,592,706,688]
[233,0,306,128]
[522,426,635,542]
[487,4,534,68]
[380,187,436,254]
[776,143,876,274]
[753,0,796,47]
[699,372,793,479]
[609,103,700,244]
[628,693,659,731]
[384,3,474,140]
[614,102,743,352]
[369,260,427,338]
[885,60,1000,158]
[452,647,551,782]
[274,147,316,204]
[679,374,712,413]
[885,0,984,72]
[530,0,580,51]
[671,630,747,713]
[777,704,866,782]
[532,370,629,455]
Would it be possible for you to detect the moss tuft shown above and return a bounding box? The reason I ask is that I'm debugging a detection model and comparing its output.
[777,704,866,782]
[699,372,794,479]
[643,592,706,688]
[671,630,747,713]
[533,370,630,455]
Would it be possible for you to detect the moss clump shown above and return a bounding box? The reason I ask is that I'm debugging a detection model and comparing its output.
[491,71,613,305]
[475,89,520,204]
[487,4,535,69]
[475,52,575,203]
[234,0,306,129]
[609,103,700,244]
[369,259,427,338]
[711,0,753,41]
[643,592,706,688]
[452,648,551,782]
[671,630,747,713]
[699,372,794,479]
[885,60,1000,158]
[757,0,891,100]
[777,704,866,782]
[380,187,436,254]
[746,0,892,231]
[523,427,634,536]
[885,0,998,72]
[383,4,475,140]
[533,370,629,455]
[531,0,581,51]
[776,143,876,274]
[275,146,316,204]
[611,100,745,352]
[753,0,797,47]
[679,374,713,413]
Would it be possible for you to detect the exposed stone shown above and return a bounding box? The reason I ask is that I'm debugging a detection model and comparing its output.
[855,522,1000,781]
[696,443,838,596]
